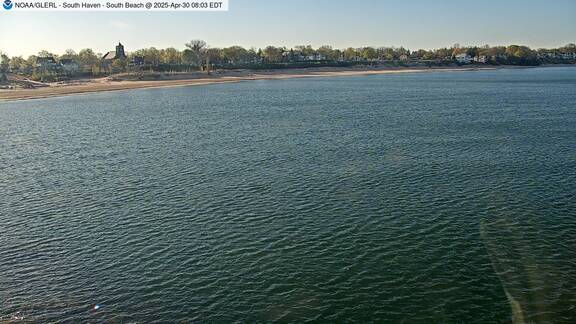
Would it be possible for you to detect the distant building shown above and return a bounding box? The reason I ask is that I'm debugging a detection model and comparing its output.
[131,56,145,66]
[36,56,58,70]
[473,55,489,64]
[543,52,558,59]
[282,50,300,62]
[306,54,325,61]
[409,52,421,60]
[59,58,80,72]
[455,53,472,64]
[103,42,127,61]
[37,56,57,66]
[399,54,409,61]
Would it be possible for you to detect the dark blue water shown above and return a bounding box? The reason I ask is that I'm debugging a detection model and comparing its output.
[1,67,575,323]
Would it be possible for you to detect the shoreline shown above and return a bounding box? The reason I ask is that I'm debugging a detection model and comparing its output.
[0,65,552,102]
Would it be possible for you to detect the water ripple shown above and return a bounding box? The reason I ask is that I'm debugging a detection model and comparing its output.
[1,67,575,322]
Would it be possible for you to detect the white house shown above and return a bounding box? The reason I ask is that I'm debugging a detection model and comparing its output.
[306,54,325,61]
[473,55,489,63]
[455,53,472,64]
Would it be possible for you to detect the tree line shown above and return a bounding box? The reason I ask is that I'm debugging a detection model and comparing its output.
[1,42,575,81]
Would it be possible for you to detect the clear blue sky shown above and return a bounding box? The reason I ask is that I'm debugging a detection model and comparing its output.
[1,0,575,57]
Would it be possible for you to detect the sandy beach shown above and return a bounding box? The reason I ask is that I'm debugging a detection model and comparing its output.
[0,66,502,102]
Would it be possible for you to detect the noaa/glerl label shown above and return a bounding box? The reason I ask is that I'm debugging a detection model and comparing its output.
[2,0,229,11]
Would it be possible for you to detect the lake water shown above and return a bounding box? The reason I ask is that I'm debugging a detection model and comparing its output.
[1,67,575,323]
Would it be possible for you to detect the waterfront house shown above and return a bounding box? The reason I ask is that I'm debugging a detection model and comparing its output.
[59,59,80,73]
[36,56,58,70]
[282,50,304,62]
[131,56,145,66]
[37,56,57,67]
[306,54,325,61]
[473,55,489,63]
[455,53,472,64]
[103,42,128,61]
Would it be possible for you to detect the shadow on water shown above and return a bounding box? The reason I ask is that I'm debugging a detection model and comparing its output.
[480,215,572,324]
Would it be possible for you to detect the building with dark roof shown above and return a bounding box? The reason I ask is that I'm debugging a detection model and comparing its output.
[103,43,127,61]
[36,57,58,71]
[37,56,57,66]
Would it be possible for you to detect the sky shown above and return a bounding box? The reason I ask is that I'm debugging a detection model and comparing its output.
[1,0,575,57]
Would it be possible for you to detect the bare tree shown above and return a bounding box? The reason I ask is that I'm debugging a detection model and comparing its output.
[185,40,207,68]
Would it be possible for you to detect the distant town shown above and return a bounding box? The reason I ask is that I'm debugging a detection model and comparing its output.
[1,41,575,83]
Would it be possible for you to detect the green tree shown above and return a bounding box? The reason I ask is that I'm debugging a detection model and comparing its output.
[422,50,436,60]
[182,49,194,65]
[378,47,395,60]
[138,47,161,65]
[9,56,26,72]
[0,52,10,73]
[78,49,99,66]
[505,45,538,65]
[361,47,378,60]
[439,48,453,59]
[295,45,315,56]
[394,47,410,59]
[247,48,260,63]
[26,55,38,69]
[160,47,181,64]
[263,46,283,63]
[222,46,249,64]
[38,50,55,58]
[344,47,358,60]
[112,58,127,72]
[61,49,79,60]
[318,45,339,61]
